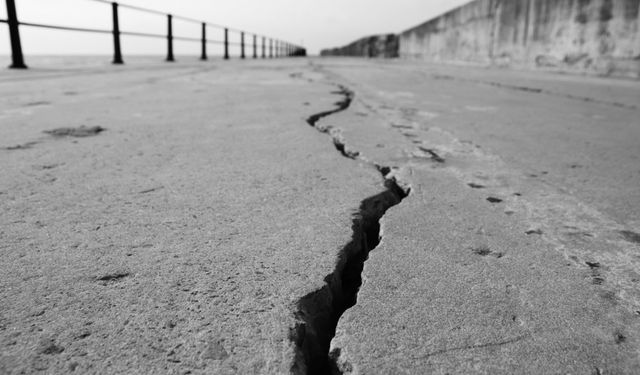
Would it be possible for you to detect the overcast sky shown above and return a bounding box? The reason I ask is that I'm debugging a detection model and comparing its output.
[1,0,471,56]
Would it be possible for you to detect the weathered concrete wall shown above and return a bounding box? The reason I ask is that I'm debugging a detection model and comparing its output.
[400,0,497,64]
[321,34,399,58]
[399,0,640,78]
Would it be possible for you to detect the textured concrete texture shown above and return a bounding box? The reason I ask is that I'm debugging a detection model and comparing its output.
[2,58,640,374]
[400,0,640,78]
[305,59,640,373]
[0,59,385,374]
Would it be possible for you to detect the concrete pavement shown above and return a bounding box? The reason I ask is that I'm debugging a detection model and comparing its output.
[0,59,385,373]
[1,57,639,374]
[313,59,640,374]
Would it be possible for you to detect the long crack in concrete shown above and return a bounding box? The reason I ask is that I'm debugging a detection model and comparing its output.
[430,73,637,110]
[290,84,410,374]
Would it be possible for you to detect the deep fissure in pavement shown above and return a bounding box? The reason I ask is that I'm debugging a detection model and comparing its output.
[306,86,354,128]
[291,84,410,374]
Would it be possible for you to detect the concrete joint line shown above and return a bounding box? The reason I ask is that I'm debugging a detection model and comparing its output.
[290,84,411,374]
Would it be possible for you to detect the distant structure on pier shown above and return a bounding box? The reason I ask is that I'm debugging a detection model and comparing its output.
[320,34,398,58]
[321,0,640,79]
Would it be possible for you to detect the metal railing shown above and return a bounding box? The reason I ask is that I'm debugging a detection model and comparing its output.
[0,0,306,69]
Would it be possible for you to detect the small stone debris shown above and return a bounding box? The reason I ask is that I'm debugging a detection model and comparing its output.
[24,101,51,107]
[44,126,105,137]
[4,142,38,150]
[471,245,503,258]
[139,186,163,194]
[619,230,640,244]
[38,339,65,355]
[585,261,601,269]
[96,272,130,283]
[472,246,492,256]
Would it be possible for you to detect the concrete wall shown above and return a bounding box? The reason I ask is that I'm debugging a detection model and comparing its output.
[320,34,399,58]
[399,0,640,77]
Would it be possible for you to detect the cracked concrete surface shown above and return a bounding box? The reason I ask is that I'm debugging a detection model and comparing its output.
[292,81,409,374]
[1,57,639,374]
[315,59,640,374]
[0,59,385,374]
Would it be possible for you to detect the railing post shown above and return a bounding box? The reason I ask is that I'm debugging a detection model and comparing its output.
[200,22,207,60]
[240,32,245,59]
[253,34,257,59]
[224,28,229,60]
[111,2,123,64]
[5,0,27,68]
[262,36,266,58]
[269,39,273,58]
[166,14,174,62]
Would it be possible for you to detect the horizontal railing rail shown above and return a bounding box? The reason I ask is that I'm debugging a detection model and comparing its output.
[1,0,306,69]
